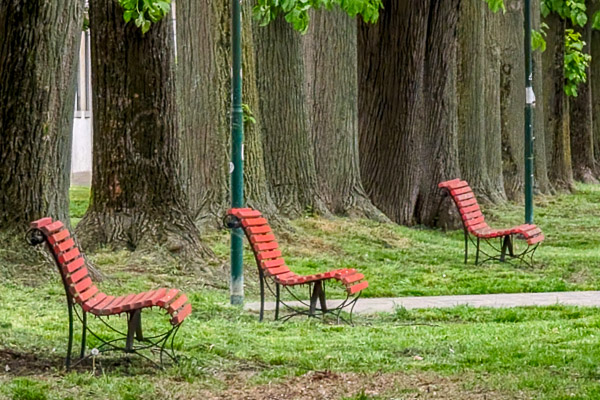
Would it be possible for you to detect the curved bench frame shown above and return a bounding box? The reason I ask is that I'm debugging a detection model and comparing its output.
[439,179,545,267]
[27,218,191,369]
[225,208,368,323]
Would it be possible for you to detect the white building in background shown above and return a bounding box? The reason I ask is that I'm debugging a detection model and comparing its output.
[71,5,177,186]
[71,30,92,186]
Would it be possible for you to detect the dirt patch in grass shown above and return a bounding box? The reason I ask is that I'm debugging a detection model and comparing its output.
[192,370,515,400]
[0,349,60,375]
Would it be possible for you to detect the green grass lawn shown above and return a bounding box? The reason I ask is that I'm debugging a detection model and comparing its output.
[1,185,600,399]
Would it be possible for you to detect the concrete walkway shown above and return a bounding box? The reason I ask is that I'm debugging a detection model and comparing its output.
[245,291,600,315]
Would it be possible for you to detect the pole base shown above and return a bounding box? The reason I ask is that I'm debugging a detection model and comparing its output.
[230,295,244,306]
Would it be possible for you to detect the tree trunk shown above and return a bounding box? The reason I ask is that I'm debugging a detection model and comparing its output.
[531,0,551,194]
[569,9,597,183]
[304,9,386,220]
[78,0,204,255]
[494,0,526,201]
[176,0,229,224]
[176,0,277,226]
[593,2,600,162]
[543,13,574,190]
[240,2,278,218]
[254,16,326,217]
[0,0,83,231]
[457,0,506,203]
[358,0,461,228]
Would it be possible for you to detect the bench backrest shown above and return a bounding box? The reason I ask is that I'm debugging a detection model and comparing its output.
[438,179,490,233]
[30,218,98,305]
[227,209,297,281]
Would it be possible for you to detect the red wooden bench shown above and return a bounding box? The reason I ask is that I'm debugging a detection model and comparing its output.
[225,208,368,322]
[27,217,192,369]
[439,179,545,266]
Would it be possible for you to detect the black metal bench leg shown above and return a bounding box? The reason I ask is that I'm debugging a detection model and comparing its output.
[80,310,87,359]
[275,283,280,321]
[464,229,469,264]
[126,310,141,352]
[66,301,74,370]
[500,235,512,262]
[259,269,265,322]
[309,282,323,317]
[318,282,327,314]
[475,237,480,265]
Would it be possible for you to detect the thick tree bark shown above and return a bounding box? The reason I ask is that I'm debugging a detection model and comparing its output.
[543,13,574,190]
[531,0,551,194]
[176,0,229,223]
[0,0,83,230]
[304,9,386,220]
[358,0,461,228]
[457,0,506,203]
[240,3,278,218]
[569,9,597,183]
[495,1,526,200]
[176,0,277,225]
[78,0,204,255]
[254,16,326,217]
[593,3,600,161]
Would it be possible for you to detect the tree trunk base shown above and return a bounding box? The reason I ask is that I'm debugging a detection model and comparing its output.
[76,210,211,260]
[573,167,599,184]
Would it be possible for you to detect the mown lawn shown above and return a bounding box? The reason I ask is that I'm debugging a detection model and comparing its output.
[1,185,600,399]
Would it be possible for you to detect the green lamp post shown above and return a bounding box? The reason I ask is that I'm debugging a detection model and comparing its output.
[524,0,534,224]
[230,0,244,305]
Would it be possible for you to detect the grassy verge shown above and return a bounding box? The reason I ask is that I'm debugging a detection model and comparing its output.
[1,184,600,399]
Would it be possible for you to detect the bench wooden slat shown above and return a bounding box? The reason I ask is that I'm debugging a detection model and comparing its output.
[91,295,116,312]
[456,198,478,208]
[62,257,85,274]
[58,248,80,265]
[170,303,192,325]
[256,250,281,261]
[82,292,107,311]
[450,186,472,196]
[465,216,485,227]
[265,265,290,276]
[42,221,64,235]
[242,217,268,227]
[109,294,137,314]
[527,234,545,245]
[67,267,89,284]
[254,241,278,252]
[262,258,285,269]
[72,277,93,296]
[54,238,75,254]
[438,179,462,189]
[230,208,262,218]
[156,289,179,307]
[122,292,149,312]
[31,217,53,229]
[463,210,483,221]
[48,229,70,245]
[78,286,98,302]
[247,225,271,235]
[131,290,157,309]
[250,234,276,244]
[456,192,475,202]
[167,294,188,314]
[347,281,369,295]
[459,204,480,215]
[342,273,365,285]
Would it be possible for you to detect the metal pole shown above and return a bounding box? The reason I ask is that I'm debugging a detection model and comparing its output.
[524,0,534,224]
[230,0,244,305]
